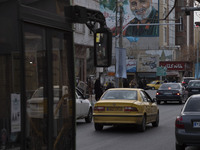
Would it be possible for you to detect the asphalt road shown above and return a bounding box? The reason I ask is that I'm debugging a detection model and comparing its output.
[76,90,199,150]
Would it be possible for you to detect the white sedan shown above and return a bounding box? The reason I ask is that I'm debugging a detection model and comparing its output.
[27,86,93,123]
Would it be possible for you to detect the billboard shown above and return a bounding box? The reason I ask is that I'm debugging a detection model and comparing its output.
[100,0,159,37]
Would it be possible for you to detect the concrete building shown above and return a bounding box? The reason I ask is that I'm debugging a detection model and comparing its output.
[72,0,101,83]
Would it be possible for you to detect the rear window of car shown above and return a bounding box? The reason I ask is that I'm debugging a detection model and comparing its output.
[159,83,180,90]
[184,79,194,83]
[188,81,200,87]
[32,88,61,98]
[101,90,137,100]
[184,98,200,112]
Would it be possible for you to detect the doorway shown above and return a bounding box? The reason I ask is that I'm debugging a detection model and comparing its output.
[23,23,75,150]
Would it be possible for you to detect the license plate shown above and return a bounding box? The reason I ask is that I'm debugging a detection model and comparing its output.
[193,121,200,128]
[165,92,171,95]
[107,107,122,111]
[192,90,199,92]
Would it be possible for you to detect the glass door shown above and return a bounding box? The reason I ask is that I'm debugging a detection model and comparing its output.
[24,23,74,150]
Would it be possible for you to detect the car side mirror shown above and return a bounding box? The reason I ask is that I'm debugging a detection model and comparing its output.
[94,27,112,67]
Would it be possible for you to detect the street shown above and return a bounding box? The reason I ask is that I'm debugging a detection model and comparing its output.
[76,90,199,150]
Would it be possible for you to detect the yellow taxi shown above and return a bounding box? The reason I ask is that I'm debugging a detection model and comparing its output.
[146,80,164,90]
[93,88,159,132]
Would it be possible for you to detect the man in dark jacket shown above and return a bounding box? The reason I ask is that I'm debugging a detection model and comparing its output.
[94,78,103,101]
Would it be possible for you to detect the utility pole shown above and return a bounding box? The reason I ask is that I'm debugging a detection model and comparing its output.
[118,1,123,88]
[197,42,199,79]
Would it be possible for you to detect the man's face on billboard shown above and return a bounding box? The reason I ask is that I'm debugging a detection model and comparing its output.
[129,0,152,20]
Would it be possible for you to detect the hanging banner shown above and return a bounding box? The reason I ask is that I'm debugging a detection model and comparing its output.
[115,47,127,78]
[11,93,21,132]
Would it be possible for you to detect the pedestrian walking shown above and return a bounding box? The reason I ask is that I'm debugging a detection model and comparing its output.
[94,78,103,101]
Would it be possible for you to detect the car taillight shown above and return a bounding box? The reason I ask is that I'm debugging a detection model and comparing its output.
[182,81,186,84]
[156,92,160,95]
[94,106,105,111]
[175,116,185,129]
[124,106,138,112]
[175,92,180,95]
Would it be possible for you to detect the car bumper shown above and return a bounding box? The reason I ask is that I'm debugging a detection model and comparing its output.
[176,129,200,146]
[93,114,143,125]
[156,95,182,101]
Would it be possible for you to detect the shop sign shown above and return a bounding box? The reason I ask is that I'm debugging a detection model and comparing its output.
[160,62,185,70]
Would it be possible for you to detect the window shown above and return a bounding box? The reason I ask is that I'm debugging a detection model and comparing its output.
[74,23,85,33]
[102,90,137,100]
[184,98,200,112]
[140,91,151,102]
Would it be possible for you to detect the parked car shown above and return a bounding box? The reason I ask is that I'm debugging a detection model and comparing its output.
[93,88,159,132]
[156,83,185,104]
[185,80,200,98]
[175,94,200,150]
[146,80,164,90]
[181,77,196,88]
[27,86,93,123]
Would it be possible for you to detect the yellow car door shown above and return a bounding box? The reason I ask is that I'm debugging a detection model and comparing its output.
[140,91,152,123]
[142,91,158,122]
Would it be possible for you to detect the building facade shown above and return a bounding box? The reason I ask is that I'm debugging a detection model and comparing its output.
[73,0,100,84]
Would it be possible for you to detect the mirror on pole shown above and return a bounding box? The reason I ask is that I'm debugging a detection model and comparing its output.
[94,27,112,67]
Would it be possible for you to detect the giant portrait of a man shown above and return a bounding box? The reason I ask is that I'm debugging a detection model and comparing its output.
[124,0,159,37]
[100,0,159,37]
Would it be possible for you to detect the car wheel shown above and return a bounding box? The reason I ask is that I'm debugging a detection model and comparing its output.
[85,108,93,123]
[152,112,159,127]
[176,143,185,150]
[94,123,103,131]
[138,115,146,132]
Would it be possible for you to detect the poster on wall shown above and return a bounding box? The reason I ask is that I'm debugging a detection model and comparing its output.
[11,93,21,132]
[100,0,159,37]
[137,54,159,72]
[127,59,137,72]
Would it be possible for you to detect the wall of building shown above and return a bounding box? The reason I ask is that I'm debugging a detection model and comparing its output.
[73,0,99,82]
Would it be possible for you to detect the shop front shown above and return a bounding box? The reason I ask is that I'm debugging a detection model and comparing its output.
[0,1,75,149]
[159,61,193,82]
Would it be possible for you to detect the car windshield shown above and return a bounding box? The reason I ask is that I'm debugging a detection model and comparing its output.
[101,90,137,100]
[32,88,60,98]
[159,83,180,90]
[188,81,200,87]
[184,98,200,112]
[150,81,157,84]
